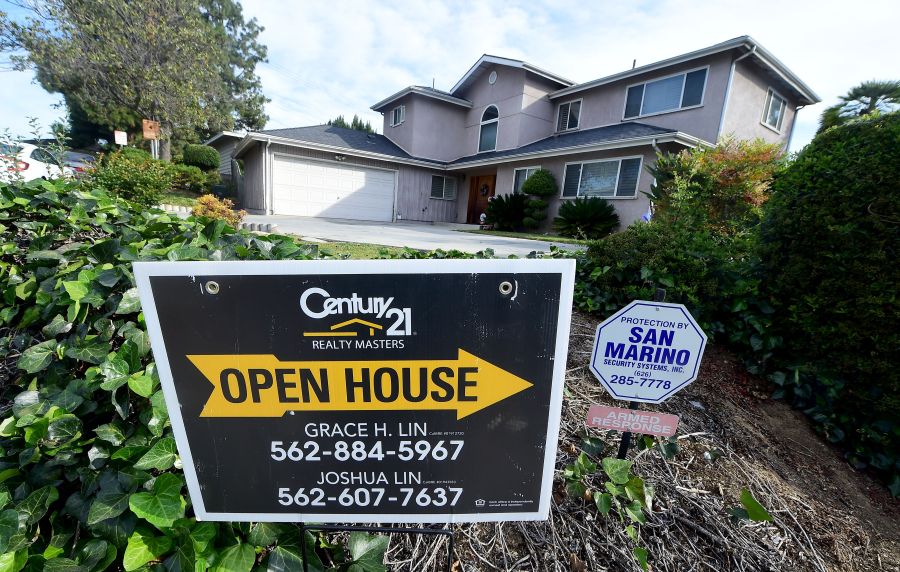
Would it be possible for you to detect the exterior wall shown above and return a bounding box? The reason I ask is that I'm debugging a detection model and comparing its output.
[486,146,660,229]
[720,59,797,147]
[519,73,561,146]
[240,142,266,212]
[569,51,733,144]
[457,66,528,156]
[380,93,416,154]
[211,139,237,177]
[396,165,460,222]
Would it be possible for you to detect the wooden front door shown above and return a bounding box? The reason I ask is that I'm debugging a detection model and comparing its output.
[467,174,496,224]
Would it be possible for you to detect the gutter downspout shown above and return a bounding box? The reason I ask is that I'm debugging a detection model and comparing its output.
[716,44,757,141]
[264,138,272,214]
[786,104,805,152]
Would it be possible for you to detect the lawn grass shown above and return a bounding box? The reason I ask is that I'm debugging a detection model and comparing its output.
[159,188,201,207]
[458,228,590,245]
[297,240,415,259]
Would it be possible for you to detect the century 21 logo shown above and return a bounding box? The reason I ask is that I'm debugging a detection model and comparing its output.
[300,287,412,337]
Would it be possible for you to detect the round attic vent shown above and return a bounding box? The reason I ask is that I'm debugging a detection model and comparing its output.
[488,70,498,85]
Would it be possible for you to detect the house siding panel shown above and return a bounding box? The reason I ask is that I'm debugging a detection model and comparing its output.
[240,143,266,212]
[720,59,797,147]
[397,165,460,222]
[574,52,733,144]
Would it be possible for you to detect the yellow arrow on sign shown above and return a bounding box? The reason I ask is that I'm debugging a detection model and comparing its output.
[186,350,533,420]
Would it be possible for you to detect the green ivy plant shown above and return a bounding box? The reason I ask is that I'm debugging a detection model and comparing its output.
[0,178,390,571]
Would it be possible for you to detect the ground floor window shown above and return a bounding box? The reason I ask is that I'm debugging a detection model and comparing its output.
[512,166,539,193]
[430,175,458,200]
[561,157,642,198]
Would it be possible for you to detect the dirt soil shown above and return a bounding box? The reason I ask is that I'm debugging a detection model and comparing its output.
[382,312,899,571]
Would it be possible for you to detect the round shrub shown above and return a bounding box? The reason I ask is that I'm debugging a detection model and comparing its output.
[554,197,620,239]
[192,194,246,227]
[181,144,220,170]
[484,193,528,230]
[521,169,558,228]
[758,112,900,417]
[89,150,175,206]
[169,164,207,194]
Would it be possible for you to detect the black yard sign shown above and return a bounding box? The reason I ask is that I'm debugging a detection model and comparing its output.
[135,259,575,523]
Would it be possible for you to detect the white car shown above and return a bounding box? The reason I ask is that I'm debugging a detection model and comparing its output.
[1,142,75,182]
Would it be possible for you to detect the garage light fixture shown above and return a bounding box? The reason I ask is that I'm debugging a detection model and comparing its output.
[334,154,346,162]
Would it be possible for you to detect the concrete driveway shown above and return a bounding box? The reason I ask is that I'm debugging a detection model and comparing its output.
[243,214,583,257]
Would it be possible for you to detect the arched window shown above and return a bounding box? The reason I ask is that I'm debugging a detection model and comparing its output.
[479,105,499,152]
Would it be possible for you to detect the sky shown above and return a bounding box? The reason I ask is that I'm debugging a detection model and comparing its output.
[0,0,897,152]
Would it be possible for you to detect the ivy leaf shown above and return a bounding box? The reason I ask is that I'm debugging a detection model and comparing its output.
[133,438,177,471]
[48,414,83,445]
[0,550,27,572]
[63,280,89,302]
[601,457,633,485]
[127,374,156,399]
[110,446,147,462]
[0,509,20,553]
[189,522,217,554]
[87,489,132,525]
[210,543,255,572]
[123,528,173,571]
[128,473,185,529]
[77,539,115,572]
[65,340,110,365]
[17,339,57,373]
[624,499,647,524]
[115,288,142,315]
[739,489,773,522]
[633,547,649,571]
[42,557,83,572]
[266,532,323,572]
[41,315,73,337]
[99,357,131,391]
[19,485,60,525]
[94,423,127,446]
[147,391,169,436]
[593,492,612,515]
[347,532,389,572]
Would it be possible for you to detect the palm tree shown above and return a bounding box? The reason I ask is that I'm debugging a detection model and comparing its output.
[817,80,900,133]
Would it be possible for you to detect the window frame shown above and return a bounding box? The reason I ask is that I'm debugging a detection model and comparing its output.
[478,105,500,153]
[761,87,787,133]
[622,65,709,120]
[512,165,541,193]
[390,105,405,127]
[560,155,644,200]
[430,174,458,201]
[556,99,583,132]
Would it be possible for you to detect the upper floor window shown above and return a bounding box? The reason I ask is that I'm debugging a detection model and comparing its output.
[624,68,708,119]
[479,105,499,152]
[562,157,643,199]
[557,100,581,131]
[762,88,787,132]
[390,105,405,127]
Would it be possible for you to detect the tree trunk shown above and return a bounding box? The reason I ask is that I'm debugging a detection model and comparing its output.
[159,122,172,162]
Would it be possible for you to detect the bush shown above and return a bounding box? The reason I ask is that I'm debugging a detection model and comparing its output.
[169,164,207,194]
[192,194,246,227]
[116,147,152,162]
[484,193,528,230]
[521,169,558,229]
[554,197,619,239]
[647,138,783,236]
[181,144,220,170]
[0,179,322,571]
[758,113,900,441]
[89,150,175,206]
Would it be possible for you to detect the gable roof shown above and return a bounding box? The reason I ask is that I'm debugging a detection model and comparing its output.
[447,122,702,168]
[550,36,820,105]
[450,54,574,95]
[371,86,473,112]
[204,130,245,146]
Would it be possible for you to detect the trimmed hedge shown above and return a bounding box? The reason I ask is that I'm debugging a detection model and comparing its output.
[758,113,900,460]
[181,144,220,171]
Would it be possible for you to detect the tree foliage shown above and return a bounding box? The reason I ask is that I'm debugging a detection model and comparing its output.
[1,0,268,150]
[327,115,375,133]
[817,80,900,134]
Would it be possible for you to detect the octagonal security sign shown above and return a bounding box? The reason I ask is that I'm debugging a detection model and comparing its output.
[589,301,707,404]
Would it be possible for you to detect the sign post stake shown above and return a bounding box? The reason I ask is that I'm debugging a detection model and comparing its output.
[614,288,666,460]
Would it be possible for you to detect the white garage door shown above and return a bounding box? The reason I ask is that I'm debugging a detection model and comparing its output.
[272,155,396,222]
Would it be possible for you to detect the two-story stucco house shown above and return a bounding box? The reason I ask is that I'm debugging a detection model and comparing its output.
[213,36,818,227]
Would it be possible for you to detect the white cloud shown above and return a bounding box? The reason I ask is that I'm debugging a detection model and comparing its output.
[1,0,896,150]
